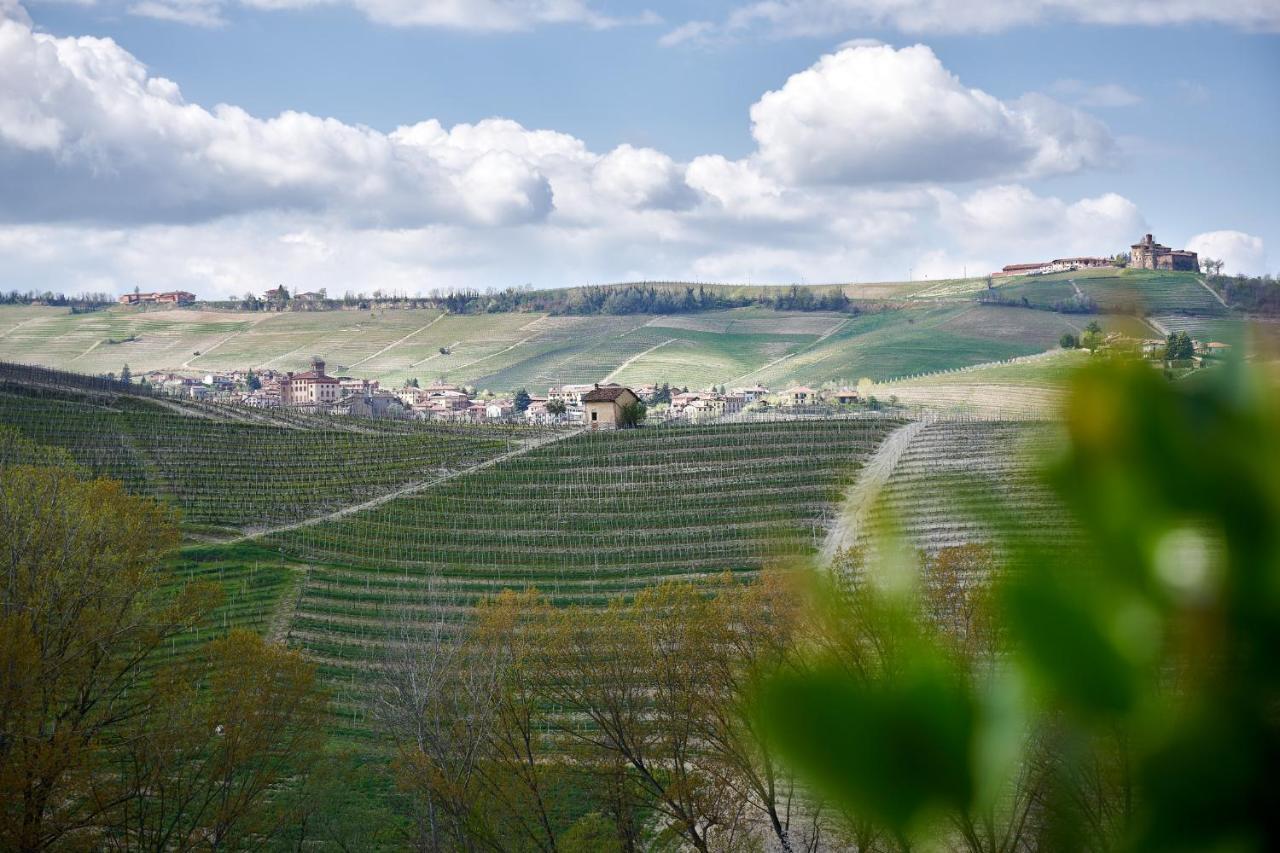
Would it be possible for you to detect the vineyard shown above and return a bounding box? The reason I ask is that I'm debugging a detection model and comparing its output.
[994,268,1228,317]
[0,295,1136,393]
[239,417,901,727]
[863,419,1079,557]
[0,361,912,734]
[0,367,553,537]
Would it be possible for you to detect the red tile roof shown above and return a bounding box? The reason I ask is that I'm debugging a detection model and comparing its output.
[583,384,633,403]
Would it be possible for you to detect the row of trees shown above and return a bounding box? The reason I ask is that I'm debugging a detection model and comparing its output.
[1,290,114,308]
[378,571,832,852]
[1205,269,1280,315]
[207,283,860,317]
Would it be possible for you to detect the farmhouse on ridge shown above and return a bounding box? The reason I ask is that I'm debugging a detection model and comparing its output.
[117,291,195,305]
[582,383,640,429]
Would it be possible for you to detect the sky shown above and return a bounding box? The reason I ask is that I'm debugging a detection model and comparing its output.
[1,0,1277,298]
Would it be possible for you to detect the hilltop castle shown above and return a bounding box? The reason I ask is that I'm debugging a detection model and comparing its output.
[1130,234,1199,272]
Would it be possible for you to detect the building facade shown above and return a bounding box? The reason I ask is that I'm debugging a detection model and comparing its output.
[1130,234,1199,272]
[582,384,640,429]
[118,291,196,305]
[281,357,340,406]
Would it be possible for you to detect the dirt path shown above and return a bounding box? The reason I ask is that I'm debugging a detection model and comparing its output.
[225,428,582,545]
[1196,276,1230,309]
[410,340,463,369]
[819,420,925,566]
[727,318,851,386]
[0,317,42,341]
[1069,278,1084,299]
[448,337,532,372]
[70,339,103,362]
[182,313,275,370]
[603,338,678,383]
[346,313,445,369]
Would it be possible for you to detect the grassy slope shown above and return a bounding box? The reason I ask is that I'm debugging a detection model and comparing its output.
[0,270,1240,395]
[992,268,1227,316]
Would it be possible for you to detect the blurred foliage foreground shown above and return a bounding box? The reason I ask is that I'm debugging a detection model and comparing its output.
[760,359,1280,851]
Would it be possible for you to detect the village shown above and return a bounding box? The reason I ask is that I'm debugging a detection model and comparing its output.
[134,356,879,427]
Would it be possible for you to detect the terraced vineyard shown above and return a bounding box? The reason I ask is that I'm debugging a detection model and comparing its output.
[995,269,1227,317]
[862,420,1080,557]
[227,417,903,727]
[0,299,1112,394]
[0,369,550,536]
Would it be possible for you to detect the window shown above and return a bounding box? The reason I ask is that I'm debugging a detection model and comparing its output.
[591,411,598,421]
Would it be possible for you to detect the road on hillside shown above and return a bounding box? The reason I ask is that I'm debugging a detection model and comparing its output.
[819,419,926,566]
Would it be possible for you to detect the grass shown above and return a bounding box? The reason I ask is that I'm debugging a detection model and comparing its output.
[1,279,1236,394]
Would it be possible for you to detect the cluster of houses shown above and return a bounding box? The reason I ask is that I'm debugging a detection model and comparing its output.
[117,291,196,305]
[526,381,867,425]
[142,357,877,426]
[990,233,1203,280]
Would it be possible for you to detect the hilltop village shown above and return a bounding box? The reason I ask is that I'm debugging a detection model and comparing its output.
[990,233,1200,278]
[137,356,873,426]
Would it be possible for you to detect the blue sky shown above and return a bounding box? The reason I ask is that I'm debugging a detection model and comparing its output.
[1,0,1276,295]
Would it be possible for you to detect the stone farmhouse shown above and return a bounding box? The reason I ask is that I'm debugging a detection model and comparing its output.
[1130,234,1199,272]
[582,383,641,429]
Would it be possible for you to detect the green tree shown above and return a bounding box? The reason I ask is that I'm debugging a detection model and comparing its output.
[618,400,646,428]
[0,467,217,851]
[546,399,567,416]
[107,631,328,849]
[1164,331,1195,361]
[246,369,261,391]
[120,363,132,384]
[514,388,532,412]
[1060,333,1079,349]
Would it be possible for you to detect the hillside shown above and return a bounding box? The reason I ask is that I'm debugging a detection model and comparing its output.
[0,364,913,733]
[2,288,1146,393]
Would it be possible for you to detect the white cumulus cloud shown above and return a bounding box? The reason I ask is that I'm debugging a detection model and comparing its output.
[108,0,659,31]
[748,44,1113,185]
[3,4,1251,299]
[685,0,1280,39]
[1187,230,1267,275]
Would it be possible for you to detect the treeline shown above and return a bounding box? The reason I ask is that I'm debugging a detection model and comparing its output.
[212,283,858,316]
[1209,272,1280,314]
[977,289,1102,314]
[1,289,114,310]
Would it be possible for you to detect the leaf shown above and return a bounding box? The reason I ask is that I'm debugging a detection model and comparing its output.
[757,657,975,835]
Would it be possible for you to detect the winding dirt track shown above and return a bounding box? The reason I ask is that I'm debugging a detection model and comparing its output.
[224,427,583,545]
[819,419,925,566]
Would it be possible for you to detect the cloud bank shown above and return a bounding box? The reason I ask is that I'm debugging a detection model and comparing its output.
[1187,230,1267,275]
[2,5,1249,296]
[664,0,1280,43]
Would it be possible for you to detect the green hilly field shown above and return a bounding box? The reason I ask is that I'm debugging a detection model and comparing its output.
[2,270,1260,394]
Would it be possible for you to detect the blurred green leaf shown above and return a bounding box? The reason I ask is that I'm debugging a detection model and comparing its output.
[1001,571,1140,716]
[757,656,975,836]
